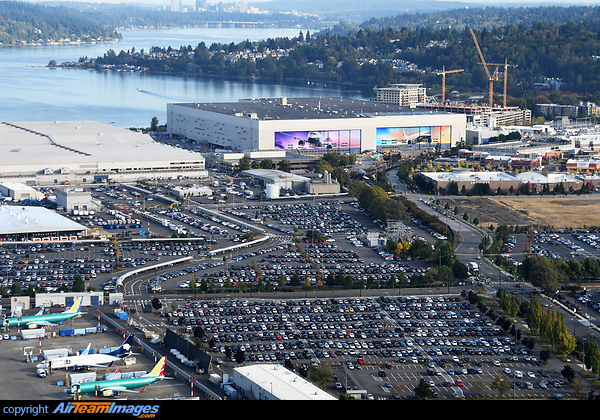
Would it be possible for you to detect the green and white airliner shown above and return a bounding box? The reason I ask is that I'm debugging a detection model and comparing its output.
[4,296,83,329]
[64,356,167,397]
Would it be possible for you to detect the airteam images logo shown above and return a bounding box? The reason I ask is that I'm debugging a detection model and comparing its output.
[52,402,160,418]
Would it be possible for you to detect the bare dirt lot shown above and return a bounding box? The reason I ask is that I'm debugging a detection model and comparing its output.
[440,196,600,230]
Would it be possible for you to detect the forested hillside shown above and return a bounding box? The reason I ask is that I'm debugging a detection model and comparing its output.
[0,1,119,45]
[71,9,600,109]
[357,5,600,32]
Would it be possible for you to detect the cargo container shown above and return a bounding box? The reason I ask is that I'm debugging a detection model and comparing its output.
[20,328,46,340]
[42,348,70,360]
[98,347,119,354]
[68,372,96,385]
[74,328,87,336]
[114,310,128,320]
[59,328,74,337]
[223,384,237,397]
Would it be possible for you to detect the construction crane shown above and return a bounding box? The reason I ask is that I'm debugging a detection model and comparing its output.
[485,58,518,108]
[469,27,497,109]
[436,66,464,103]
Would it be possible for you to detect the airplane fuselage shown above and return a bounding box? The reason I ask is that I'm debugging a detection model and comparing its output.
[37,353,121,370]
[5,312,79,328]
[65,375,161,395]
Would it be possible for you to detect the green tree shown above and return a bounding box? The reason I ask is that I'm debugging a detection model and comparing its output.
[414,378,434,399]
[150,116,159,132]
[491,372,511,397]
[308,363,334,385]
[584,333,600,376]
[236,156,251,171]
[72,274,86,292]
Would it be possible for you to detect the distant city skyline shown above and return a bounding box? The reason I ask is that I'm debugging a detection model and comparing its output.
[30,0,600,6]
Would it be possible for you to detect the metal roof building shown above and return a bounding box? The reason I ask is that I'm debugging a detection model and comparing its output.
[232,364,337,400]
[0,205,87,240]
[0,121,208,186]
[167,97,466,153]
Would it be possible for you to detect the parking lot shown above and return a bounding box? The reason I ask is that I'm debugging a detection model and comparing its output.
[154,293,579,400]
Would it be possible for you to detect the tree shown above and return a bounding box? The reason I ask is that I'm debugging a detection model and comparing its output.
[259,159,273,169]
[491,372,511,397]
[278,159,290,172]
[414,378,434,399]
[72,274,86,292]
[11,281,21,297]
[150,116,159,132]
[584,333,600,376]
[236,156,251,171]
[151,298,162,311]
[561,365,577,383]
[308,363,334,385]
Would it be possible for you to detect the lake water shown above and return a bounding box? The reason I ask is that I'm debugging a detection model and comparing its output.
[0,27,370,128]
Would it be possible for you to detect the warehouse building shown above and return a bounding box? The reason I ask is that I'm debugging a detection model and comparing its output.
[0,182,43,202]
[0,205,87,241]
[420,171,521,195]
[35,292,105,308]
[0,121,208,186]
[167,97,466,153]
[54,188,102,213]
[232,364,336,400]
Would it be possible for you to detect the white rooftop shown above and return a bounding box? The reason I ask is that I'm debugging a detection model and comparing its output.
[0,205,86,235]
[242,169,309,182]
[422,171,519,182]
[234,364,336,400]
[0,121,204,175]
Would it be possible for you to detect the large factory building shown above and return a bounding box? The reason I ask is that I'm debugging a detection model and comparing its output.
[167,97,466,154]
[0,121,208,186]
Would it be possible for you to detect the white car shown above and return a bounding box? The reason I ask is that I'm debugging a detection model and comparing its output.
[514,371,523,378]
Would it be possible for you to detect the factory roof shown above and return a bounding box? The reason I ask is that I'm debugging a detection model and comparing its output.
[173,97,447,121]
[422,171,519,182]
[0,206,87,236]
[0,121,203,172]
[242,169,310,182]
[234,364,336,400]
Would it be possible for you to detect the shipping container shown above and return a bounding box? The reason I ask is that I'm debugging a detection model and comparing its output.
[20,328,46,340]
[68,372,96,385]
[43,348,70,360]
[223,384,237,397]
[114,310,128,320]
[59,328,75,337]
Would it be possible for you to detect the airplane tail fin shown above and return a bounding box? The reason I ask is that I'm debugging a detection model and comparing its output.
[145,357,166,378]
[65,297,83,314]
[81,342,92,356]
[109,334,134,357]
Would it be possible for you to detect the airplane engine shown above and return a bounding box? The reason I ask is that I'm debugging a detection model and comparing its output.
[102,390,115,397]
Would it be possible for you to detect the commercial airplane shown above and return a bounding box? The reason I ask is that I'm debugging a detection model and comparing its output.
[36,334,136,372]
[4,296,83,329]
[64,356,168,397]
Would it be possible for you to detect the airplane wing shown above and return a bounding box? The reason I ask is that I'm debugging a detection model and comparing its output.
[101,386,146,394]
[27,320,59,327]
[35,306,46,316]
